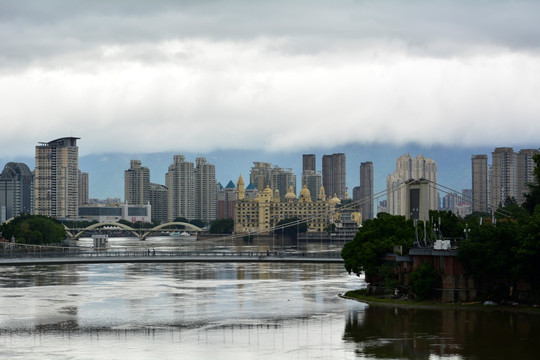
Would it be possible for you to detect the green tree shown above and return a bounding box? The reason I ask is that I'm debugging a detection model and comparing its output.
[409,262,439,300]
[0,214,66,245]
[341,213,415,277]
[189,219,206,229]
[275,217,307,241]
[428,210,465,239]
[209,218,234,234]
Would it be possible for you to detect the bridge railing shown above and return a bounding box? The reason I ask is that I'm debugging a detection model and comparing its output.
[0,247,342,260]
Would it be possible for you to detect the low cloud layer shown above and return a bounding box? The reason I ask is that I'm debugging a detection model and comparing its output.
[1,1,539,157]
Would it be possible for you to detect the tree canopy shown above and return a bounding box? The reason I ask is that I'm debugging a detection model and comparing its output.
[209,218,234,234]
[0,214,66,245]
[341,213,415,277]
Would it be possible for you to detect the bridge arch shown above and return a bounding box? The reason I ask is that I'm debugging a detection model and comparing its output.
[70,222,140,239]
[141,222,203,239]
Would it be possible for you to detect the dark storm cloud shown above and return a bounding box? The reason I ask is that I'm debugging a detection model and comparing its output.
[2,0,540,67]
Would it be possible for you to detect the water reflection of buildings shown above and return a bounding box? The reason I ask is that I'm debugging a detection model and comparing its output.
[344,306,540,359]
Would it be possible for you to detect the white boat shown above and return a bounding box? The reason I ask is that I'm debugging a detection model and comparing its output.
[169,231,196,239]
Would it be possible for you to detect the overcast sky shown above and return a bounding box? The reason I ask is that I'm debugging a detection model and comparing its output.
[1,0,539,158]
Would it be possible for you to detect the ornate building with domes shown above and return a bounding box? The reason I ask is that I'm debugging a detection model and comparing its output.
[234,175,337,234]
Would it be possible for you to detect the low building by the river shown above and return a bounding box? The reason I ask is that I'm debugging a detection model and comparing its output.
[373,240,476,303]
[78,203,152,223]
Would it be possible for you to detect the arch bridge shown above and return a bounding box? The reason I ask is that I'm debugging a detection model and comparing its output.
[65,222,203,240]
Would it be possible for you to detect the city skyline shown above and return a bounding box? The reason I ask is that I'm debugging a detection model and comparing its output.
[1,1,540,161]
[2,142,539,203]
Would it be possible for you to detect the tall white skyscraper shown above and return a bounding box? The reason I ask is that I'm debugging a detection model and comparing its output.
[386,154,437,217]
[195,157,217,223]
[166,155,195,221]
[124,160,150,206]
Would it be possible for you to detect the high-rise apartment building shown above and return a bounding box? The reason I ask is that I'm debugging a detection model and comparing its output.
[0,162,34,221]
[301,154,321,202]
[302,154,316,172]
[491,147,517,209]
[471,154,489,213]
[322,153,346,199]
[489,147,539,209]
[78,170,89,206]
[166,155,195,221]
[150,182,168,224]
[359,161,374,220]
[386,154,437,217]
[249,162,296,201]
[250,162,272,192]
[195,157,217,223]
[34,137,80,218]
[517,149,539,204]
[124,160,150,206]
[217,181,237,220]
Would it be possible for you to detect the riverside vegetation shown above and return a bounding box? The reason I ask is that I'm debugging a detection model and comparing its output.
[342,152,540,304]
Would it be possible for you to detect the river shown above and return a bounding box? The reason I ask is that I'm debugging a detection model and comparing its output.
[1,237,539,359]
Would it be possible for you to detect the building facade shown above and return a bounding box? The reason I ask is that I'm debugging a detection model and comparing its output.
[78,170,89,206]
[217,180,237,220]
[517,149,539,204]
[386,154,437,217]
[150,182,168,224]
[489,147,539,210]
[491,147,517,209]
[0,162,34,222]
[249,162,296,201]
[195,157,217,223]
[78,203,151,223]
[234,176,334,234]
[124,160,150,206]
[359,161,374,220]
[322,153,346,199]
[471,154,489,213]
[166,155,195,221]
[34,137,80,218]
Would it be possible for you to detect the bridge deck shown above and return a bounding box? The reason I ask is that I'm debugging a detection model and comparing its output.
[0,250,343,266]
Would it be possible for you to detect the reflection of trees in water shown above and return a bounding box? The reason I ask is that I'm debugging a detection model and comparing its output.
[344,306,540,359]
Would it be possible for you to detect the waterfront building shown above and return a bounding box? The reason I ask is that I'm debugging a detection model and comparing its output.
[234,176,333,234]
[150,182,168,224]
[124,160,150,206]
[0,162,34,221]
[386,154,437,217]
[359,161,374,220]
[217,180,237,220]
[78,203,151,223]
[34,137,80,218]
[78,170,89,206]
[195,157,217,223]
[322,153,346,199]
[166,155,195,221]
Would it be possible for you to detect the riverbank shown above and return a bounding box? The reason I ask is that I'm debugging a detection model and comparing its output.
[340,289,540,314]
